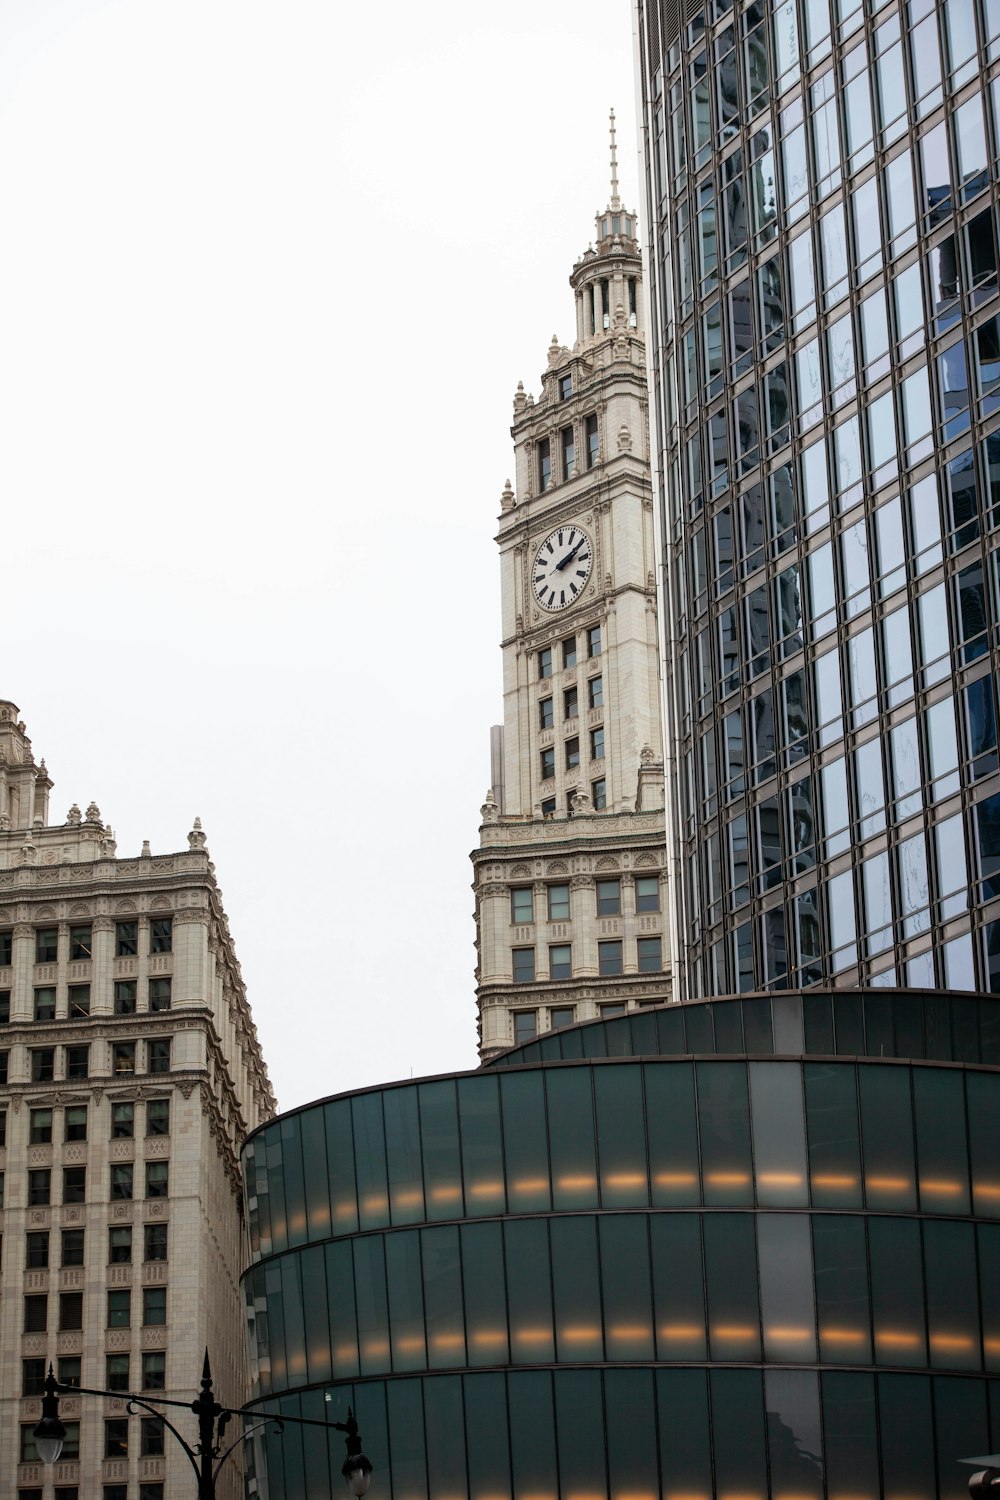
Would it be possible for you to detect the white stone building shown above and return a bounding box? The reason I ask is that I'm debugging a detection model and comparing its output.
[0,700,274,1500]
[473,122,672,1059]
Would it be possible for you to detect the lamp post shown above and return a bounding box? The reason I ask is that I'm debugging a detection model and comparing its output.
[959,1457,1000,1496]
[34,1351,373,1500]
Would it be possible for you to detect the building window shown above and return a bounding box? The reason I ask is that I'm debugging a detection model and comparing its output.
[636,875,660,912]
[62,1167,86,1205]
[109,1227,132,1264]
[597,878,621,915]
[0,1109,5,1146]
[35,928,58,963]
[57,1424,80,1462]
[561,425,575,478]
[591,726,605,759]
[547,884,570,920]
[586,413,599,467]
[541,797,557,817]
[114,980,137,1015]
[549,943,572,979]
[144,1223,168,1262]
[592,778,607,809]
[106,1354,130,1393]
[599,939,624,975]
[511,887,533,923]
[31,1047,55,1082]
[105,1418,130,1458]
[111,1165,133,1201]
[55,1487,79,1500]
[65,1045,89,1081]
[587,624,602,657]
[113,1042,136,1074]
[20,1425,40,1463]
[148,1039,171,1074]
[588,675,604,709]
[112,1102,134,1139]
[142,1352,166,1391]
[61,1229,84,1267]
[57,1356,81,1387]
[26,1232,49,1269]
[69,925,92,960]
[538,437,552,491]
[149,978,171,1011]
[0,1049,8,1084]
[104,1487,127,1500]
[30,1107,53,1145]
[600,1002,626,1017]
[141,1486,165,1500]
[22,1358,47,1396]
[150,917,173,953]
[0,930,11,965]
[559,373,573,400]
[0,991,8,1022]
[68,984,90,1017]
[638,937,663,972]
[550,1005,575,1029]
[564,686,578,719]
[143,1287,166,1326]
[141,1419,165,1457]
[565,737,580,769]
[539,647,553,680]
[563,636,577,669]
[34,987,56,1021]
[65,1105,88,1142]
[59,1291,83,1331]
[145,1162,169,1199]
[512,948,535,983]
[539,696,554,730]
[146,1099,170,1136]
[116,921,137,957]
[107,1290,131,1328]
[513,1010,537,1044]
[540,747,555,780]
[28,1169,51,1206]
[24,1294,47,1332]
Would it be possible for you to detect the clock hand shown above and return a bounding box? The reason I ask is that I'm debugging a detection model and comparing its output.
[555,538,585,571]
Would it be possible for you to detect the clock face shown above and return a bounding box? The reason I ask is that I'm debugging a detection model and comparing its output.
[531,524,594,611]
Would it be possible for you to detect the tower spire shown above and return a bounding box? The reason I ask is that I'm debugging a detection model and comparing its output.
[609,107,620,210]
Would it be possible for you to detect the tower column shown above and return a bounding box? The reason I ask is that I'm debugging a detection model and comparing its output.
[570,876,596,976]
[11,922,33,1021]
[91,917,114,1015]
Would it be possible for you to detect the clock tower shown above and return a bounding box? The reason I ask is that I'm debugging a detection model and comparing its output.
[473,117,671,1059]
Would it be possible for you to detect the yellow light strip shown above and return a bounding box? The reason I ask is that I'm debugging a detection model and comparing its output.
[392,1190,423,1208]
[362,1339,389,1356]
[655,1171,698,1185]
[469,1181,505,1198]
[608,1325,652,1340]
[471,1330,507,1347]
[557,1174,597,1189]
[820,1327,866,1344]
[394,1337,425,1352]
[764,1326,812,1341]
[984,1336,1000,1352]
[604,1172,647,1187]
[513,1328,551,1344]
[511,1177,549,1192]
[929,1333,973,1349]
[430,1185,462,1202]
[812,1173,858,1187]
[711,1325,757,1340]
[334,1202,356,1220]
[974,1182,1000,1199]
[874,1330,920,1347]
[919,1179,962,1196]
[361,1194,388,1213]
[659,1324,704,1340]
[706,1171,750,1185]
[757,1171,804,1186]
[865,1176,911,1191]
[560,1326,603,1343]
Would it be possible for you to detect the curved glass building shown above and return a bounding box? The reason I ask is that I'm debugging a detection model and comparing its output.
[240,993,1000,1500]
[634,0,1000,999]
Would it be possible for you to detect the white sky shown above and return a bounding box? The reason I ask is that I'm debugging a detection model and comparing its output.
[0,0,638,1112]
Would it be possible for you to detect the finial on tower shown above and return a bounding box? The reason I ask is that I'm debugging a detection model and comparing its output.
[609,107,620,210]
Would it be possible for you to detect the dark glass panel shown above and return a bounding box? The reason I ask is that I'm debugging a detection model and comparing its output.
[581,1022,611,1057]
[821,1371,879,1499]
[742,995,774,1052]
[279,1116,308,1248]
[772,995,804,1052]
[750,1062,808,1205]
[893,992,926,1059]
[877,1374,935,1499]
[325,1098,358,1236]
[264,1260,287,1392]
[704,1214,761,1360]
[656,1369,713,1497]
[968,1072,1000,1217]
[814,1215,872,1364]
[298,1387,335,1500]
[264,1134,288,1255]
[758,1214,815,1361]
[384,1086,425,1225]
[934,1376,990,1500]
[645,1062,701,1207]
[651,1213,706,1360]
[353,1235,390,1376]
[425,1374,467,1498]
[500,1071,551,1211]
[924,1219,979,1371]
[978,1224,1000,1372]
[300,1244,332,1384]
[461,1222,510,1367]
[463,1372,512,1500]
[419,1081,463,1222]
[764,1369,823,1498]
[555,1025,584,1059]
[385,1377,428,1500]
[629,1010,658,1053]
[924,994,952,1059]
[710,1370,767,1499]
[951,996,980,1062]
[385,1229,426,1372]
[547,1069,599,1210]
[913,1068,970,1214]
[599,1215,655,1360]
[326,1239,359,1378]
[864,991,893,1059]
[458,1075,506,1217]
[685,1003,715,1052]
[655,1005,687,1053]
[805,1061,863,1207]
[507,1371,558,1500]
[352,1092,390,1230]
[869,1218,927,1367]
[554,1370,607,1496]
[550,1217,603,1362]
[859,1064,916,1210]
[803,990,834,1052]
[714,999,744,1052]
[697,1061,753,1204]
[504,1219,554,1363]
[605,1369,659,1499]
[833,991,864,1052]
[594,1064,648,1206]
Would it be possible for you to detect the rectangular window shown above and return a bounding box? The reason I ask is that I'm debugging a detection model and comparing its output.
[105,1418,130,1457]
[141,1419,165,1457]
[541,797,556,817]
[112,1102,134,1139]
[0,1049,8,1084]
[588,675,604,709]
[638,936,663,972]
[561,425,575,478]
[636,875,660,912]
[600,1002,626,1017]
[34,987,56,1021]
[513,1010,537,1045]
[142,1352,166,1391]
[540,747,555,780]
[538,437,552,490]
[559,373,573,401]
[62,1167,86,1205]
[549,944,572,979]
[109,1227,132,1264]
[30,1107,53,1145]
[69,925,92,960]
[591,727,606,759]
[106,1354,130,1393]
[148,1039,171,1074]
[144,1223,168,1262]
[149,977,171,1011]
[145,1162,168,1199]
[114,980,137,1015]
[111,1165,133,1200]
[0,1110,6,1146]
[61,1229,84,1267]
[24,1295,47,1332]
[564,686,578,719]
[538,696,554,729]
[21,1425,40,1463]
[592,778,607,809]
[57,1355,81,1387]
[539,646,553,679]
[146,1099,170,1136]
[0,930,11,965]
[512,948,535,983]
[511,887,533,923]
[28,1170,50,1206]
[599,939,624,976]
[587,624,602,657]
[65,1105,88,1142]
[548,883,570,920]
[142,1287,166,1326]
[68,984,90,1017]
[565,737,580,769]
[563,636,578,669]
[597,878,621,916]
[0,991,8,1022]
[59,1292,83,1331]
[550,1006,575,1029]
[113,1042,136,1074]
[30,1047,54,1082]
[116,921,137,957]
[149,918,172,954]
[107,1290,131,1328]
[35,928,58,963]
[104,1486,127,1500]
[26,1232,49,1269]
[65,1045,89,1080]
[22,1357,47,1396]
[586,413,599,467]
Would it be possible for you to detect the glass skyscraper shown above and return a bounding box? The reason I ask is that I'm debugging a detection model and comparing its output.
[635,0,1000,998]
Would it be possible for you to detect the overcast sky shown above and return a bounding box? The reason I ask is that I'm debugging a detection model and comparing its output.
[0,0,638,1112]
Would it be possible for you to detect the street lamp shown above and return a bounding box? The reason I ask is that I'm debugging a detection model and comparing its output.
[34,1352,373,1500]
[959,1457,1000,1496]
